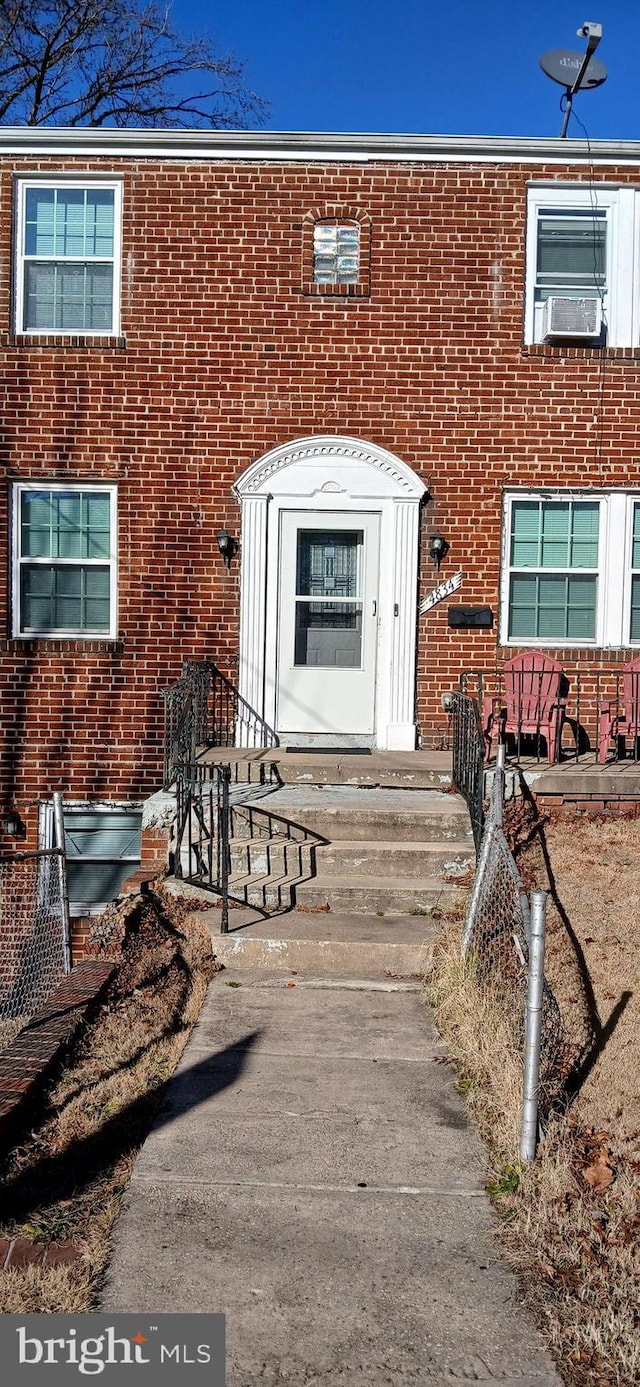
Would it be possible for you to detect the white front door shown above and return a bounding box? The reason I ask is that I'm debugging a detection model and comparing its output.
[276,511,380,743]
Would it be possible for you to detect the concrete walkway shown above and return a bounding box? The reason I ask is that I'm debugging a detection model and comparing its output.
[104,972,560,1386]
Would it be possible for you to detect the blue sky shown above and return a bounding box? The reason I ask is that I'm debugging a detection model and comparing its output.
[173,0,640,140]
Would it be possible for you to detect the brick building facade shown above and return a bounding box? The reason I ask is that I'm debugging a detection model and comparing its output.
[1,128,639,884]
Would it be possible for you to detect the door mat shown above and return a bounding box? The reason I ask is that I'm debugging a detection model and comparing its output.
[285,747,372,755]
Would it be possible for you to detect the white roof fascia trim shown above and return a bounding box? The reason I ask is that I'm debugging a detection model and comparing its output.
[1,128,640,166]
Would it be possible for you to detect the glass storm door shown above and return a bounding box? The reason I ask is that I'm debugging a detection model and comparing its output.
[276,512,380,740]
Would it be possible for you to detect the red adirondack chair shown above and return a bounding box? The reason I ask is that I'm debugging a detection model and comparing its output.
[598,655,640,761]
[484,652,568,764]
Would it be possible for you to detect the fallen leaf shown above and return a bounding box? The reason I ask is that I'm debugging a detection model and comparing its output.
[582,1154,615,1192]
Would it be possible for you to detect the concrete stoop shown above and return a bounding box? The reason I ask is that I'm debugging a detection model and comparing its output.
[171,765,475,979]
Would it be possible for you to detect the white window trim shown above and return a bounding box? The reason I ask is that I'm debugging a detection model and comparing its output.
[39,800,142,917]
[524,184,640,348]
[11,481,118,640]
[500,489,640,649]
[14,177,123,337]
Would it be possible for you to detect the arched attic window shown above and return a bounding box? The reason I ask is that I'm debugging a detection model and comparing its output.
[301,210,371,296]
[313,221,360,285]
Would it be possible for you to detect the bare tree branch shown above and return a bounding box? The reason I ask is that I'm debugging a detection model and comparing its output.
[0,0,268,127]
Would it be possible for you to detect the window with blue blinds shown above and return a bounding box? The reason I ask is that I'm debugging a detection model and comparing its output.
[18,183,120,333]
[14,486,116,637]
[508,499,599,641]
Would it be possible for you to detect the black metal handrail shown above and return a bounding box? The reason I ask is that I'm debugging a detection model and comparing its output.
[162,660,279,788]
[174,762,232,932]
[451,687,486,853]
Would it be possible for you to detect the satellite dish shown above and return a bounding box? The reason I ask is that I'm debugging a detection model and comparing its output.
[539,23,607,136]
[540,49,607,90]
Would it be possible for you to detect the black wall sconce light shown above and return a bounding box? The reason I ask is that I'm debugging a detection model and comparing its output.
[428,530,449,571]
[2,806,25,838]
[217,529,238,569]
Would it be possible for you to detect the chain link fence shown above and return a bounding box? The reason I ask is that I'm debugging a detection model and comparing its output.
[0,795,70,1053]
[461,749,566,1158]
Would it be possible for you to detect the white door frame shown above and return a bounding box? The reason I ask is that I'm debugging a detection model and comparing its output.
[276,510,380,743]
[234,435,427,751]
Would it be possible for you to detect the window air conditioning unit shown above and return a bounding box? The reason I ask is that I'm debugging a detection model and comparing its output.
[542,295,602,341]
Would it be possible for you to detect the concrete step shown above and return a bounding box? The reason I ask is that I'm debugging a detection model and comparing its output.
[180,862,467,914]
[228,836,313,876]
[197,908,440,978]
[199,747,453,790]
[228,868,305,911]
[235,786,472,844]
[294,873,466,915]
[314,839,474,879]
[224,836,473,881]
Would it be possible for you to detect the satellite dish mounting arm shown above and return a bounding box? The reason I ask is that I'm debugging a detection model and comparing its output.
[560,21,603,137]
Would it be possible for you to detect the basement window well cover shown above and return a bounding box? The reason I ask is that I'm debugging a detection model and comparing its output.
[63,808,142,914]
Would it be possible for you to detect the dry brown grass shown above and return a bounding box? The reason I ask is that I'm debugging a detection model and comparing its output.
[428,808,640,1387]
[0,1016,29,1051]
[502,1132,640,1387]
[530,813,640,1141]
[427,926,524,1168]
[0,884,218,1313]
[0,1263,95,1313]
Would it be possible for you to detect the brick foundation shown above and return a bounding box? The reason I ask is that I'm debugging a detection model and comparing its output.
[533,793,640,815]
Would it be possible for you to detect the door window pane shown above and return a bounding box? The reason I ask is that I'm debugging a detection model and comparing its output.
[294,530,364,667]
[631,503,640,640]
[294,601,363,668]
[296,530,362,597]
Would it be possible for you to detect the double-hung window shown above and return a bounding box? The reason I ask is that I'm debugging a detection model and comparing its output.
[525,185,640,346]
[506,498,600,641]
[502,491,640,648]
[15,181,122,334]
[12,483,117,638]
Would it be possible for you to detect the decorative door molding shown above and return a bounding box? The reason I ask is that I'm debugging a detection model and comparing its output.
[235,435,426,750]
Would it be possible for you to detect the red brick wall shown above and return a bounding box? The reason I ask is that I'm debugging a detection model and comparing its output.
[1,151,639,840]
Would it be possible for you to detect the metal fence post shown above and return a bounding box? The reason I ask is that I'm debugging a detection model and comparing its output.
[52,792,71,973]
[491,742,505,826]
[520,890,547,1162]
